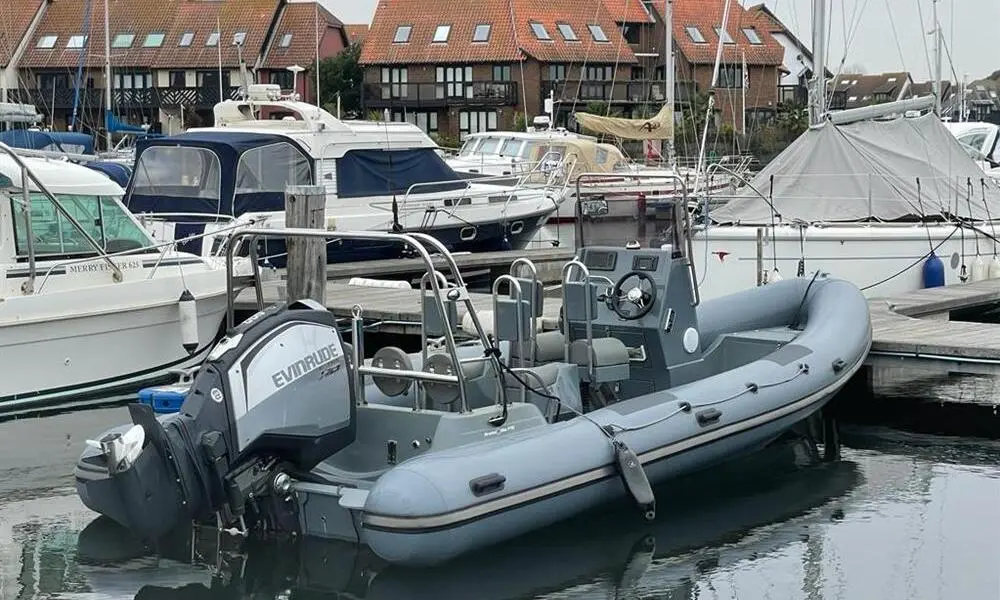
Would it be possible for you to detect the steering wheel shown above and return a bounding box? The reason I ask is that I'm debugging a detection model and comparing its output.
[609,271,657,320]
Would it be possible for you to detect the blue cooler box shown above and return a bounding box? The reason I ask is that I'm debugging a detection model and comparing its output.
[138,384,190,414]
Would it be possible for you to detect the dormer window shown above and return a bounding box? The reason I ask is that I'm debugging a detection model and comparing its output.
[530,22,551,41]
[685,26,705,43]
[393,25,411,43]
[432,25,451,43]
[473,23,491,42]
[714,27,734,44]
[557,23,578,41]
[66,35,87,49]
[742,27,762,44]
[588,24,608,42]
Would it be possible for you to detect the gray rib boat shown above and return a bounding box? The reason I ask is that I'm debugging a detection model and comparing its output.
[74,187,871,567]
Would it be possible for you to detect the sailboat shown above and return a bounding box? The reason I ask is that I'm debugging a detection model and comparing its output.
[683,0,1000,300]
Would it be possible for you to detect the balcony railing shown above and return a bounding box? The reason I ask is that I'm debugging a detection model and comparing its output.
[362,80,519,109]
[542,79,699,105]
[6,86,243,110]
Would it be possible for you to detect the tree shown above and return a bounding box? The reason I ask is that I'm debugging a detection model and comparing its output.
[315,42,363,118]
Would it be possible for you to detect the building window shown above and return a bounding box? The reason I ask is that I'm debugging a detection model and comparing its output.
[393,111,439,135]
[66,35,88,49]
[112,33,134,48]
[530,22,551,41]
[168,71,186,87]
[381,67,408,98]
[206,32,220,46]
[685,26,705,43]
[432,25,451,43]
[143,33,165,48]
[117,71,153,89]
[393,25,412,43]
[717,64,743,88]
[587,24,609,42]
[557,23,577,41]
[436,66,472,99]
[548,64,566,81]
[279,33,293,47]
[179,32,194,46]
[714,27,734,44]
[473,24,491,42]
[36,73,68,89]
[197,70,231,90]
[269,71,294,89]
[582,65,612,99]
[621,24,640,44]
[459,110,498,140]
[35,35,58,49]
[742,27,762,44]
[232,32,246,46]
[493,65,511,80]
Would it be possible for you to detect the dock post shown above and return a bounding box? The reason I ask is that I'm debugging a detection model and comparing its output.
[284,185,327,305]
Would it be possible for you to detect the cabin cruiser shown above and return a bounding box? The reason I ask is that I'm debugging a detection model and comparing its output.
[125,85,562,265]
[74,184,871,566]
[691,100,1000,300]
[446,127,745,223]
[0,144,241,413]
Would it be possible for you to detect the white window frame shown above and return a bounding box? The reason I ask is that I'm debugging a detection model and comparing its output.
[587,24,609,42]
[381,67,408,98]
[36,35,58,49]
[432,25,451,43]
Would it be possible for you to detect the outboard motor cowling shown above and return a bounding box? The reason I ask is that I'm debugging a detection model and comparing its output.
[74,300,357,542]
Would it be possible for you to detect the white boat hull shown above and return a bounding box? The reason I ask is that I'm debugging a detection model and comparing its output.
[691,223,1000,300]
[0,267,230,411]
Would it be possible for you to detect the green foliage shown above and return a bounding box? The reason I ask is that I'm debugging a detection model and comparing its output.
[431,132,461,149]
[315,42,363,117]
[513,111,527,132]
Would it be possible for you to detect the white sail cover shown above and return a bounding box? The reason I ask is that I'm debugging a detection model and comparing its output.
[710,113,1000,224]
[574,104,674,140]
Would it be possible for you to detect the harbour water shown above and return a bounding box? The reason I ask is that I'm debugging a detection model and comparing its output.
[1,371,999,600]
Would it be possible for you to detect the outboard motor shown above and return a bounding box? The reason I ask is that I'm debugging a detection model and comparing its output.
[74,299,357,542]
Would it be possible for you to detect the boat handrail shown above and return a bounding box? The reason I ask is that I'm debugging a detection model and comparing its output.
[33,217,253,293]
[224,227,501,415]
[0,141,123,292]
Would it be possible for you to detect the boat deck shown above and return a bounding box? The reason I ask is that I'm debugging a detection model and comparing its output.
[236,276,1000,371]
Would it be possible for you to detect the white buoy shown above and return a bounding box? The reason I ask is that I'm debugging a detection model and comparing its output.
[990,256,1000,279]
[179,290,198,354]
[971,255,988,282]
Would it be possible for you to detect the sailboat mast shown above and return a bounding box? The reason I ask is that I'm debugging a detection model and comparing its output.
[103,0,112,150]
[809,0,826,125]
[932,0,942,117]
[664,0,675,167]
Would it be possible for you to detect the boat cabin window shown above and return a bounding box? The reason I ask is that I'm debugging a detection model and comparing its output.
[577,193,686,255]
[498,138,524,158]
[235,142,312,193]
[10,193,153,258]
[458,137,481,156]
[476,137,500,155]
[132,146,222,200]
[957,131,988,152]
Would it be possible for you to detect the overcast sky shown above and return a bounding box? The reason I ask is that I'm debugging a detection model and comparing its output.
[325,0,998,82]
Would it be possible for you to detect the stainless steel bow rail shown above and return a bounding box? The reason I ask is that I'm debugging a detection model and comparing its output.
[223,228,505,414]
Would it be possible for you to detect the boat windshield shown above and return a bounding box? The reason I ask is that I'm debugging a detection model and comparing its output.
[576,191,686,255]
[10,193,154,258]
[132,146,222,201]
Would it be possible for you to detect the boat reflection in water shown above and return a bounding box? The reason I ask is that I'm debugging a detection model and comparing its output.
[78,434,861,600]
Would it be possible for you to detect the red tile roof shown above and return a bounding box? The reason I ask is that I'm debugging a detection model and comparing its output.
[600,0,654,24]
[343,24,368,45]
[19,0,280,70]
[0,0,45,66]
[359,0,637,66]
[261,2,344,69]
[654,0,782,66]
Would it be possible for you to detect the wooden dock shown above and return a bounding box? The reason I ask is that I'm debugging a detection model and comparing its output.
[237,274,1000,370]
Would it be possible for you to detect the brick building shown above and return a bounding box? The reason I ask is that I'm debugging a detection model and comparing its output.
[1,0,350,140]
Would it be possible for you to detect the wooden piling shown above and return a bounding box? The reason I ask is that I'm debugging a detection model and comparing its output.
[284,185,327,305]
